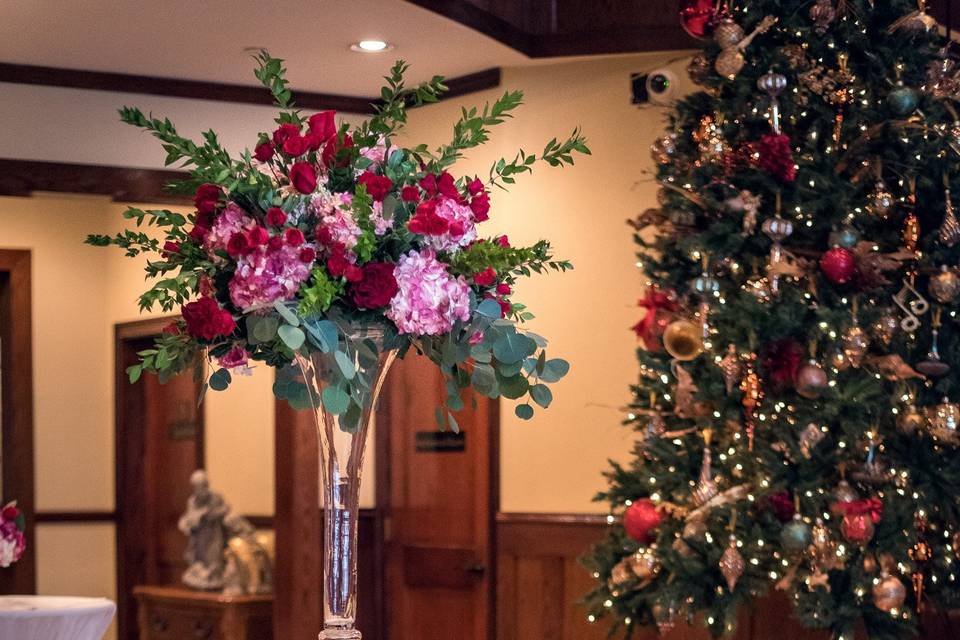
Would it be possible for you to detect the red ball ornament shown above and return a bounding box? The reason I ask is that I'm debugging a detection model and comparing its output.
[820,247,857,285]
[624,499,664,543]
[841,512,875,544]
[679,0,718,39]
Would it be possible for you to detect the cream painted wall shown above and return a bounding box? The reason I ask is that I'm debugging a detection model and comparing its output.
[401,53,690,513]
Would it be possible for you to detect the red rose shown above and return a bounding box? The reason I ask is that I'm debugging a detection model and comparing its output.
[327,250,351,278]
[322,133,354,168]
[467,178,484,195]
[470,192,490,221]
[272,123,301,145]
[289,162,318,194]
[227,232,250,257]
[308,111,337,143]
[345,265,363,282]
[299,247,317,263]
[401,185,421,202]
[407,200,450,236]
[349,262,399,309]
[496,283,511,296]
[268,236,284,251]
[436,172,459,199]
[182,297,236,341]
[194,183,221,214]
[1,504,19,520]
[162,241,181,256]
[498,298,511,317]
[284,228,305,247]
[254,141,275,162]
[248,226,269,246]
[496,235,510,247]
[315,227,333,246]
[266,207,287,227]
[356,171,394,202]
[283,134,308,157]
[474,267,497,287]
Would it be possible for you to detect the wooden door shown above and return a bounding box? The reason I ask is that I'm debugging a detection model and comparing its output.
[378,354,498,640]
[0,250,35,595]
[116,318,205,640]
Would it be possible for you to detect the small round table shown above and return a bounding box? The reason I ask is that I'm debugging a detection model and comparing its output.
[0,595,116,640]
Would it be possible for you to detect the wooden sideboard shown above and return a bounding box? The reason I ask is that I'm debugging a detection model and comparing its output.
[133,585,272,640]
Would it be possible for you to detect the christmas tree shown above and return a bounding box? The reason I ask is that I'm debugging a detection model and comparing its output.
[587,1,960,638]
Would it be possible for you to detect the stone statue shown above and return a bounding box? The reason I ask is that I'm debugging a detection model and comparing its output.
[178,470,229,590]
[222,514,275,596]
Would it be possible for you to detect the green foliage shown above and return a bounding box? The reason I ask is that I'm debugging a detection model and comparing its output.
[489,129,591,189]
[298,268,344,316]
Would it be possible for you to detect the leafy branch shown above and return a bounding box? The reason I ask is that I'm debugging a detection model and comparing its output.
[445,239,573,280]
[253,50,294,110]
[489,128,591,190]
[362,60,448,141]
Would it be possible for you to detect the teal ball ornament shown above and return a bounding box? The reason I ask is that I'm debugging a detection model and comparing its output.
[829,226,860,249]
[780,514,812,554]
[887,85,918,117]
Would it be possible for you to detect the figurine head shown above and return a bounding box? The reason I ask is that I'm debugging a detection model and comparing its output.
[190,469,209,495]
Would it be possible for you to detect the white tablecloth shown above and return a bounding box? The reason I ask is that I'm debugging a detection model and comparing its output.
[0,596,116,640]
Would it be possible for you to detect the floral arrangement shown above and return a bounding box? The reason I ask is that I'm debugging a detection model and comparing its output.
[88,53,589,428]
[0,501,26,568]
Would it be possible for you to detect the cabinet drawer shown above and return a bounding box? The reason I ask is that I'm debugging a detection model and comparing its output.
[143,604,221,640]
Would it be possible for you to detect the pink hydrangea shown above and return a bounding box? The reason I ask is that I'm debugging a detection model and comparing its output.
[387,249,471,335]
[205,203,256,253]
[370,201,391,235]
[359,137,387,165]
[312,192,362,250]
[422,197,477,253]
[0,522,24,568]
[229,243,312,311]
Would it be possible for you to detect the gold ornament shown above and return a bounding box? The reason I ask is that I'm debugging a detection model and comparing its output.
[688,53,712,85]
[842,326,870,368]
[929,266,960,304]
[898,404,925,434]
[903,213,920,252]
[694,115,729,162]
[720,535,745,591]
[719,344,743,395]
[890,0,937,33]
[741,354,762,451]
[827,346,850,371]
[629,545,661,586]
[608,558,633,591]
[927,398,960,441]
[715,49,745,81]
[872,313,899,346]
[663,319,703,361]
[651,134,677,165]
[863,553,878,573]
[692,429,719,506]
[796,361,828,399]
[714,16,745,49]
[866,182,895,219]
[809,0,837,34]
[809,518,838,570]
[939,188,960,247]
[800,423,826,459]
[873,572,907,612]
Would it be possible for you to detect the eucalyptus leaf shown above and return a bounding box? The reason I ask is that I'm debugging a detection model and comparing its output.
[322,386,351,415]
[498,374,529,400]
[492,332,537,364]
[530,384,553,408]
[273,300,301,326]
[278,324,306,350]
[539,358,570,383]
[477,298,503,318]
[471,363,497,395]
[448,412,460,434]
[515,404,534,420]
[304,319,339,353]
[209,368,232,391]
[335,350,357,380]
[250,315,280,344]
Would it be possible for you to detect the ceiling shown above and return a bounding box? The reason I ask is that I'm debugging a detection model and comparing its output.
[0,0,528,96]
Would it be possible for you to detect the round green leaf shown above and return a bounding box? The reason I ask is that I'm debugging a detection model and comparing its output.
[515,404,534,420]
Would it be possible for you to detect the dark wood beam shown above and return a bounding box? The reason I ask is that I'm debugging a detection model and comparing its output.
[0,159,190,204]
[34,511,117,523]
[0,62,502,115]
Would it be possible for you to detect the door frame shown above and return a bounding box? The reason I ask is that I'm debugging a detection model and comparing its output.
[375,375,501,640]
[114,315,203,640]
[0,249,35,594]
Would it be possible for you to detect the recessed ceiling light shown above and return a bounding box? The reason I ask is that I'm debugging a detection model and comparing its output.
[350,40,393,53]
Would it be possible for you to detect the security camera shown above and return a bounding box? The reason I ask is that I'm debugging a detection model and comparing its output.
[631,69,678,106]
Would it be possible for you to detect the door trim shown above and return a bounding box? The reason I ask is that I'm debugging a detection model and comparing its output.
[114,315,199,640]
[0,249,35,594]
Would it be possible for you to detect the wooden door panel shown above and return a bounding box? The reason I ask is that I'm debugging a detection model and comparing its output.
[381,353,496,640]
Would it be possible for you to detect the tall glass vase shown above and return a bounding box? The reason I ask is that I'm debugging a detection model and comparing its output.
[294,325,397,640]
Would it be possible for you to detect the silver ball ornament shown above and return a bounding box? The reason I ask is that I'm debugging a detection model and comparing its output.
[929,266,960,304]
[796,361,828,399]
[781,514,813,554]
[872,572,907,612]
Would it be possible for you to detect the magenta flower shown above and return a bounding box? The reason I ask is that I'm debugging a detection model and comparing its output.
[421,196,477,253]
[229,242,312,311]
[205,203,256,254]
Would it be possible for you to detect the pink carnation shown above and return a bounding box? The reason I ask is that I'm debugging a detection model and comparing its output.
[205,203,256,254]
[386,249,471,336]
[229,242,312,311]
[359,137,388,165]
[421,196,477,253]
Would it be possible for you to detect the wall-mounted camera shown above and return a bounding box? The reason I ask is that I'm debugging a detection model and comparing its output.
[631,69,678,106]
